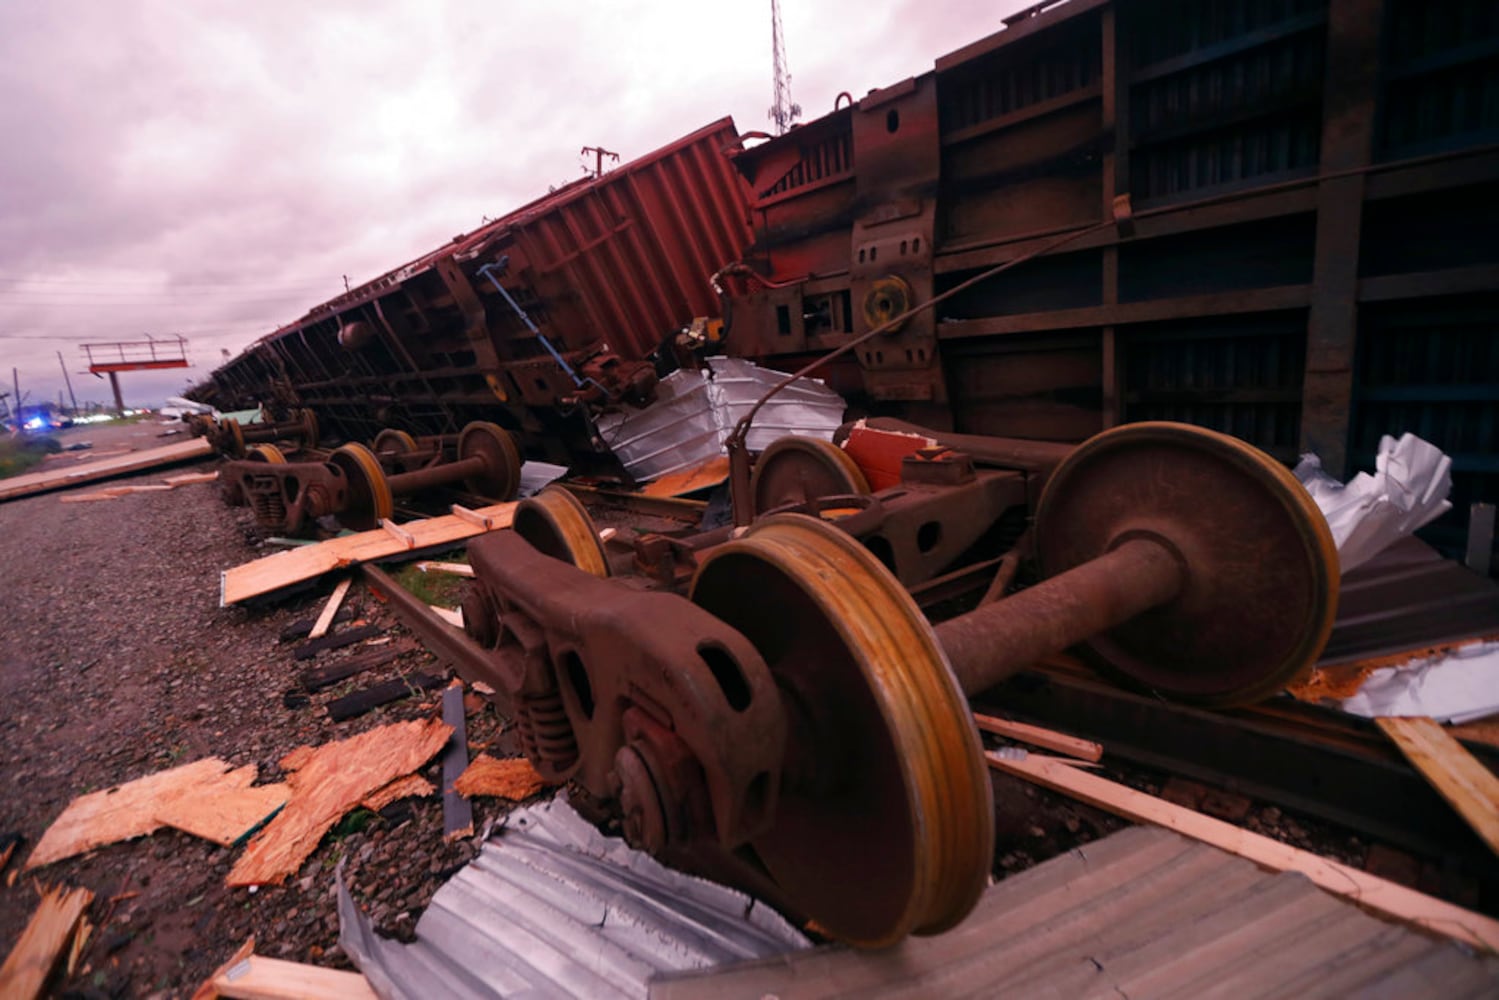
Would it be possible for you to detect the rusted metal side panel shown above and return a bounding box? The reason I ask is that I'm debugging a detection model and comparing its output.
[1351,294,1499,555]
[511,119,754,363]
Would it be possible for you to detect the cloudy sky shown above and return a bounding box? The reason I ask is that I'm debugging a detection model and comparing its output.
[0,0,1024,410]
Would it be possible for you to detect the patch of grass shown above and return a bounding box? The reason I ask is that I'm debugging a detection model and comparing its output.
[393,561,468,609]
[0,435,60,479]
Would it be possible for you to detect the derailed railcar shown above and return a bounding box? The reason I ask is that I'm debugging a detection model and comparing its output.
[197,118,753,469]
[196,0,1498,550]
[723,0,1498,552]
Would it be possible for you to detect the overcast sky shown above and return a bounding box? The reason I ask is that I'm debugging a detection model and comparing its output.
[0,0,1025,410]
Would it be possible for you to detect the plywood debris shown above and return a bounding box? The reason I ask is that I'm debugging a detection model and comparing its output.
[0,884,94,1000]
[27,759,289,870]
[987,750,1499,953]
[227,717,452,887]
[221,501,517,606]
[1377,716,1499,858]
[454,755,547,801]
[0,437,213,502]
[361,775,436,813]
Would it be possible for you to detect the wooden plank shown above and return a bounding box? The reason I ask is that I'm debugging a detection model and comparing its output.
[449,503,495,529]
[0,884,94,1000]
[227,717,452,887]
[986,751,1499,953]
[279,607,356,643]
[27,759,286,869]
[0,437,213,502]
[211,953,377,1000]
[440,683,474,840]
[57,493,121,503]
[326,673,446,723]
[306,578,352,642]
[190,936,256,1000]
[379,518,415,549]
[1376,717,1499,858]
[429,605,464,629]
[415,561,474,577]
[163,470,220,487]
[454,754,547,801]
[221,501,517,606]
[973,712,1103,762]
[298,647,403,692]
[290,624,381,661]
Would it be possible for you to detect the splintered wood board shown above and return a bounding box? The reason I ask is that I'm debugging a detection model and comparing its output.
[362,774,435,812]
[26,759,288,869]
[227,718,451,887]
[220,501,517,606]
[0,437,213,502]
[210,953,377,1000]
[454,754,547,801]
[0,884,94,1000]
[987,750,1499,953]
[1376,716,1499,858]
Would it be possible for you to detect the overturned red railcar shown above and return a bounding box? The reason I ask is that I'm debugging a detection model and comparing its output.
[194,0,1498,552]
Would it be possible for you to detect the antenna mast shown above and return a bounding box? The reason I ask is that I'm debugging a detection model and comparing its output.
[768,0,801,135]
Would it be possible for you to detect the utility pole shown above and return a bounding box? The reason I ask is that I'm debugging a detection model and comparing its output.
[12,367,19,424]
[57,351,78,414]
[768,0,802,135]
[580,145,619,179]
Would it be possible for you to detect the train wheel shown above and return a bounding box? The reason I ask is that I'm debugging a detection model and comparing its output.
[298,409,320,448]
[690,513,991,947]
[512,485,610,578]
[245,444,287,464]
[1035,422,1339,706]
[751,436,870,518]
[218,418,246,458]
[371,428,418,458]
[328,442,393,531]
[457,422,521,502]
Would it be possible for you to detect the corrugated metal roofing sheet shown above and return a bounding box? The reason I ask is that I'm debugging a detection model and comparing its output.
[1321,536,1499,665]
[338,795,809,999]
[652,825,1499,999]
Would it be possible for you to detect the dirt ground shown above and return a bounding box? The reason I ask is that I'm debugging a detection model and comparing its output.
[0,429,1379,997]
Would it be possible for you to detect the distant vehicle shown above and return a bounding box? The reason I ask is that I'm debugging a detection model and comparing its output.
[159,396,217,420]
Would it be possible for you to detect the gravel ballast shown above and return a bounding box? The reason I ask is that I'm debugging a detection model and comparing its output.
[0,440,516,997]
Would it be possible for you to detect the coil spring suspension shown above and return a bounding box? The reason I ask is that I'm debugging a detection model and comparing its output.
[518,690,578,771]
[248,480,287,529]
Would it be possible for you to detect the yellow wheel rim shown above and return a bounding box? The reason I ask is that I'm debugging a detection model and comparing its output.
[512,486,610,578]
[691,513,991,946]
[329,442,393,530]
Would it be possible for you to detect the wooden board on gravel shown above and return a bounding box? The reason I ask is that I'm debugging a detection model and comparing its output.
[26,759,289,870]
[0,884,94,1000]
[0,438,213,502]
[220,501,517,606]
[226,717,452,887]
